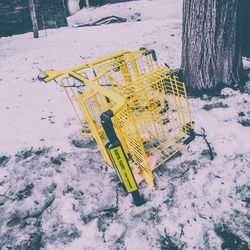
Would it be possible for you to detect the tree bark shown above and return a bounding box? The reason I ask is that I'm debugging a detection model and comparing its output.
[181,0,243,95]
[242,0,250,57]
[28,0,39,38]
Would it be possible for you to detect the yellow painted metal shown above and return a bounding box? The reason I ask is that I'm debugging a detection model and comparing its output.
[43,49,193,190]
[43,51,130,83]
[109,146,138,193]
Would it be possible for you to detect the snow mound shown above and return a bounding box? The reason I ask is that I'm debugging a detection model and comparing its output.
[221,87,240,97]
[68,0,182,27]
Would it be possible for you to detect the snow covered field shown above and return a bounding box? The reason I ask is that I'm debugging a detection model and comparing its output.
[0,0,249,249]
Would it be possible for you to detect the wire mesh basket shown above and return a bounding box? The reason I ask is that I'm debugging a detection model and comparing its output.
[39,49,194,205]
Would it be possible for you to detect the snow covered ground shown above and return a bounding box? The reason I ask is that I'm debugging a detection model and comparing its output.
[0,0,249,249]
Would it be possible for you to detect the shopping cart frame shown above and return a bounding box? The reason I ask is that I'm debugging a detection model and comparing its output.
[38,49,195,206]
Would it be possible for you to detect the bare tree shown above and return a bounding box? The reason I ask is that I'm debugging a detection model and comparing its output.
[28,0,39,38]
[85,0,90,7]
[181,0,244,95]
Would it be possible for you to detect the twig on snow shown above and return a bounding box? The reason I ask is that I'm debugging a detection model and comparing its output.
[168,164,190,182]
[0,193,14,200]
[25,195,55,219]
[195,127,214,161]
[0,177,20,200]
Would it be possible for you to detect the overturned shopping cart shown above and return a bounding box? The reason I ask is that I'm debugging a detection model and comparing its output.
[38,49,194,206]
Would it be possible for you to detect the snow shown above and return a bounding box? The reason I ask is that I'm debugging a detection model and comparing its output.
[67,0,182,27]
[0,0,250,249]
[67,0,81,16]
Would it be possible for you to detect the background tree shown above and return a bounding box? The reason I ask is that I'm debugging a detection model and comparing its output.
[28,0,39,38]
[181,0,245,95]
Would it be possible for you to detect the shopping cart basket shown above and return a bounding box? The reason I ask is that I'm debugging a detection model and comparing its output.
[38,49,195,206]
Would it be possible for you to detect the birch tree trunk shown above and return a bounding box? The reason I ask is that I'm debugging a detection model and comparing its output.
[67,0,80,16]
[181,0,243,95]
[85,0,90,7]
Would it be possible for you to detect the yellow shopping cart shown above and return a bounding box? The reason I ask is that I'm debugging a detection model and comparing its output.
[38,48,194,206]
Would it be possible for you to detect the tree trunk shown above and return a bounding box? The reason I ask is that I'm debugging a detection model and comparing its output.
[85,0,90,7]
[181,0,243,95]
[242,0,250,57]
[28,0,39,38]
[67,0,80,15]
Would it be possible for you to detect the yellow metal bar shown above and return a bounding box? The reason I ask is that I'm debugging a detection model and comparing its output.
[154,143,187,169]
[43,51,130,83]
[169,76,182,131]
[173,76,186,133]
[77,97,112,166]
[120,59,132,85]
[69,72,126,115]
[140,169,155,190]
[130,54,141,81]
[61,80,91,139]
[90,51,130,66]
[183,82,193,127]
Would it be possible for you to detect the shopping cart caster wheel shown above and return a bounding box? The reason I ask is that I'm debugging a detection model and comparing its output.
[37,73,48,82]
[131,190,146,206]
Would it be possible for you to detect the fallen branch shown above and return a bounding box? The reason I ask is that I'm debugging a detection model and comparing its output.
[168,165,190,182]
[25,195,55,219]
[195,127,214,161]
[0,177,20,200]
[0,193,14,200]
